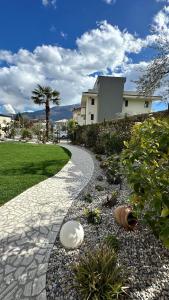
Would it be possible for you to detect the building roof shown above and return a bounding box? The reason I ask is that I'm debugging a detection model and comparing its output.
[123,91,162,100]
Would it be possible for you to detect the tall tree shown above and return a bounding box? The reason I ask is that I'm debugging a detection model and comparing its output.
[31,85,60,141]
[136,34,169,110]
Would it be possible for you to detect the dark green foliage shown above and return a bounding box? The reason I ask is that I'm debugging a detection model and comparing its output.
[95,185,104,191]
[84,193,93,203]
[84,208,101,225]
[106,132,125,155]
[105,155,122,185]
[70,111,168,155]
[72,246,125,300]
[104,234,119,252]
[21,129,32,140]
[86,125,100,148]
[121,118,169,248]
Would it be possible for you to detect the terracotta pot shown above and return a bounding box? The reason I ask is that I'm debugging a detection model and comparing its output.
[114,205,137,230]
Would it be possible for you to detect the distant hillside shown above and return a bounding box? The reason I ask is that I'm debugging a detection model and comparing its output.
[21,104,80,122]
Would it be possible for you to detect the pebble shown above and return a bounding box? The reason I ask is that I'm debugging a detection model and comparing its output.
[46,151,169,300]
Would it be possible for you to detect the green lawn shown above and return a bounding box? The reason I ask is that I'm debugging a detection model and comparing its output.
[0,142,71,206]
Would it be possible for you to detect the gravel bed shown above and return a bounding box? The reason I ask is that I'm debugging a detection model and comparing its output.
[46,152,169,300]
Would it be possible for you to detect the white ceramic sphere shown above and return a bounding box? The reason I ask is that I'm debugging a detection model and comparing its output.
[60,220,84,249]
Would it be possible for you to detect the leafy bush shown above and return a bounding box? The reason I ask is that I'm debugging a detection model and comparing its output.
[105,132,126,155]
[86,125,100,148]
[73,246,125,300]
[84,193,93,203]
[104,234,119,252]
[121,118,169,248]
[21,129,32,140]
[67,119,78,143]
[84,208,101,225]
[105,155,122,185]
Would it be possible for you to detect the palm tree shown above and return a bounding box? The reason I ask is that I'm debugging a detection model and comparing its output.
[31,85,60,141]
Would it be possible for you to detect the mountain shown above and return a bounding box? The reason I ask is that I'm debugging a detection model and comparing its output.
[21,104,80,122]
[0,104,16,115]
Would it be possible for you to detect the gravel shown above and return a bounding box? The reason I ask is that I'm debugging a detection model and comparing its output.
[46,151,169,300]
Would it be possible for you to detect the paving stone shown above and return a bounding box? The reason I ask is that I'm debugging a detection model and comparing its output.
[32,274,46,296]
[13,288,23,300]
[28,269,37,280]
[13,256,23,267]
[5,265,16,275]
[22,255,33,266]
[37,263,48,276]
[0,281,17,299]
[3,285,18,300]
[23,281,32,296]
[14,266,25,280]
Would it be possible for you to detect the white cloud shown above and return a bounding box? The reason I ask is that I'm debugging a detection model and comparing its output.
[3,4,169,113]
[42,0,56,8]
[60,31,67,39]
[0,21,147,112]
[156,0,169,3]
[103,0,116,4]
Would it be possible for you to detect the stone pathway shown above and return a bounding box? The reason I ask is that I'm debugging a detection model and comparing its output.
[0,144,94,300]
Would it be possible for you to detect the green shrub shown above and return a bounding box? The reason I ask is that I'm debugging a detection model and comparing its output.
[93,132,108,154]
[121,118,169,248]
[72,246,125,300]
[21,129,32,140]
[86,125,100,148]
[104,234,119,252]
[84,193,93,203]
[105,155,122,185]
[84,208,101,225]
[105,132,126,155]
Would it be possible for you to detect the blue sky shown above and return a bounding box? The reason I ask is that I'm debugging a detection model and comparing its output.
[0,0,168,113]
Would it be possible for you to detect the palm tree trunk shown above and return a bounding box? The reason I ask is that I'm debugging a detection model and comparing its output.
[45,100,50,142]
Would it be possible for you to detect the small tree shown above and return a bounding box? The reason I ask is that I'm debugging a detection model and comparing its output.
[67,119,77,142]
[31,85,60,141]
[136,32,169,110]
[21,128,32,140]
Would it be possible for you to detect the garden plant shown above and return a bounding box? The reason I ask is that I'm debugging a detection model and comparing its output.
[121,118,169,247]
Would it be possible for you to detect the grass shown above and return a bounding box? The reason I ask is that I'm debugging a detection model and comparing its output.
[0,142,71,205]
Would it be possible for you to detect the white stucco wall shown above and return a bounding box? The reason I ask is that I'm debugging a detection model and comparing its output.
[73,110,85,126]
[86,96,98,125]
[122,99,152,115]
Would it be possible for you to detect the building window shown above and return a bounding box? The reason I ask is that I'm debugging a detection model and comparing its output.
[91,98,95,105]
[125,100,128,107]
[91,114,94,120]
[144,101,149,108]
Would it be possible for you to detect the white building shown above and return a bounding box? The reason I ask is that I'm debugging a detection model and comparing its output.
[54,119,68,131]
[73,76,161,125]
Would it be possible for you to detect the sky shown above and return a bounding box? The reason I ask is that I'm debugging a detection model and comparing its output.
[0,0,169,113]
